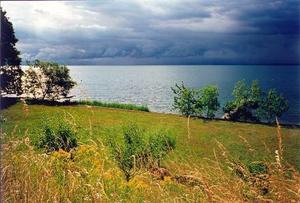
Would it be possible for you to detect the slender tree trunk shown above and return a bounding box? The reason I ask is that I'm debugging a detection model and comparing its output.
[187,115,191,139]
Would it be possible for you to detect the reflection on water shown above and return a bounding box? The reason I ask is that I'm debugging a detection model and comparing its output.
[69,65,300,124]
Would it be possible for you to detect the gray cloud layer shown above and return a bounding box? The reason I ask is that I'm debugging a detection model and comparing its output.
[2,0,299,65]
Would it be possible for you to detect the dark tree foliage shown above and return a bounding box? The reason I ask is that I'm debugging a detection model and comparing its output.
[223,80,288,123]
[257,89,289,122]
[0,8,23,95]
[223,80,262,122]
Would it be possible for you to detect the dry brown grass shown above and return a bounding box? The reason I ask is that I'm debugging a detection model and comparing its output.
[2,134,299,202]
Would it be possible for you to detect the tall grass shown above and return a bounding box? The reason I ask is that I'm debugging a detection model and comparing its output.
[2,135,299,202]
[75,100,150,112]
[24,98,150,112]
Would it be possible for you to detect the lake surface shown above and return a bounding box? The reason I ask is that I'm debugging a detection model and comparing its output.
[69,65,300,124]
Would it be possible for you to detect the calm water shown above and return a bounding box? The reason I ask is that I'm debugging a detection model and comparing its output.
[69,65,300,124]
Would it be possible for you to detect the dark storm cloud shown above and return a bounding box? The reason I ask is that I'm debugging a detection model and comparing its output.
[230,0,299,35]
[2,0,299,64]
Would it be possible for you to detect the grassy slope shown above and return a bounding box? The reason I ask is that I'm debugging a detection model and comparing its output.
[1,103,300,202]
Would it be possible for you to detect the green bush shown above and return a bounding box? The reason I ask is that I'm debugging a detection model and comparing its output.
[107,124,175,181]
[35,119,78,152]
[247,162,268,175]
[148,131,176,162]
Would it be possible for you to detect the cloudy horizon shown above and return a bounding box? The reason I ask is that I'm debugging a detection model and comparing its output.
[2,0,300,65]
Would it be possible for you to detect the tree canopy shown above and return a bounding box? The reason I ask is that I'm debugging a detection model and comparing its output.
[172,82,220,118]
[257,89,289,122]
[23,60,76,100]
[223,80,262,122]
[0,8,23,95]
[171,82,197,117]
[223,80,288,123]
[200,85,220,118]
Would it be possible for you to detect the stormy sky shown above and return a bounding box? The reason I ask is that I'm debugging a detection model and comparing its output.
[2,0,300,65]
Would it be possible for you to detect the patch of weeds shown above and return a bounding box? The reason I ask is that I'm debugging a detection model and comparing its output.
[33,118,78,152]
[106,124,176,181]
[234,161,270,198]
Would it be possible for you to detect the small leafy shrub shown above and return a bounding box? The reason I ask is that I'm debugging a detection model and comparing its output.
[148,131,176,163]
[35,119,78,152]
[107,124,176,181]
[247,162,268,175]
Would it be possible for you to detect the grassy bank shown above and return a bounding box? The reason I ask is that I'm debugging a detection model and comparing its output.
[22,98,150,112]
[1,103,300,202]
[75,100,149,112]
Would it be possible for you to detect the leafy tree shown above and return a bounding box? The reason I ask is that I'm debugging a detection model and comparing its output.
[257,89,288,122]
[200,85,220,118]
[171,82,198,117]
[23,60,76,100]
[172,83,221,137]
[223,80,262,122]
[22,67,44,99]
[171,82,197,138]
[0,9,23,95]
[224,80,288,123]
[232,80,262,109]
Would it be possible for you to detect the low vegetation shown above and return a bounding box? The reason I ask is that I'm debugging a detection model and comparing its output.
[22,98,150,112]
[107,124,175,181]
[33,118,78,152]
[1,103,299,202]
[75,100,149,112]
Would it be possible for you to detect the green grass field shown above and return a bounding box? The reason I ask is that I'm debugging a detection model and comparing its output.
[1,103,300,202]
